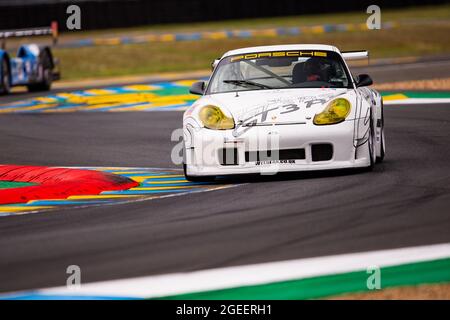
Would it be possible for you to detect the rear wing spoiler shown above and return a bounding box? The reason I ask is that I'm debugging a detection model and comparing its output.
[341,50,369,61]
[0,21,58,49]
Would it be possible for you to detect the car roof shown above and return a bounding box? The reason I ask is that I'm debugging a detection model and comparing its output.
[222,44,340,58]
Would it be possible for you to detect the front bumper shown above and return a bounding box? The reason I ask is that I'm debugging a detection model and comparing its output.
[184,120,370,176]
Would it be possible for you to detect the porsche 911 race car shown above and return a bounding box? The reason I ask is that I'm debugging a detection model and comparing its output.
[183,44,385,181]
[0,24,60,95]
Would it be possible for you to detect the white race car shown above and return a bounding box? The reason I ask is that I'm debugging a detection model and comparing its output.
[183,44,385,181]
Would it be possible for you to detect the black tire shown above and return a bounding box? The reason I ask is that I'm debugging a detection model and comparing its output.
[0,57,11,95]
[183,163,215,182]
[366,112,376,171]
[27,50,52,92]
[376,103,385,163]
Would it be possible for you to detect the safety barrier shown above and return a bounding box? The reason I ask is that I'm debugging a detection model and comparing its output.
[59,22,397,48]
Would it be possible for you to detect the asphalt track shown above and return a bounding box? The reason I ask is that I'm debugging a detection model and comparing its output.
[0,60,450,293]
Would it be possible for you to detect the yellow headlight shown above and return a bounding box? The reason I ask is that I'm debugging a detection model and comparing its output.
[313,98,351,125]
[199,105,235,130]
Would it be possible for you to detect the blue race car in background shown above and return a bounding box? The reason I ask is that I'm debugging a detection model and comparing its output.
[0,23,60,95]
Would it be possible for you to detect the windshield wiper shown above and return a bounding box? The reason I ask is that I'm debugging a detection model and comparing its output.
[223,79,273,90]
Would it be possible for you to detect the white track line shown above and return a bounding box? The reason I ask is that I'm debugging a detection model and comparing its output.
[384,98,450,105]
[3,243,449,299]
[365,60,450,71]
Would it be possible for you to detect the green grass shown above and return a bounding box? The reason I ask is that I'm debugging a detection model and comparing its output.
[53,4,450,80]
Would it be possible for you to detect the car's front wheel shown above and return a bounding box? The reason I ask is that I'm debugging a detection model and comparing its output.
[366,111,377,171]
[27,50,53,92]
[376,103,386,163]
[0,57,11,95]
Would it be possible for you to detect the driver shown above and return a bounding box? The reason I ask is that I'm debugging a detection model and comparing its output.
[304,57,327,82]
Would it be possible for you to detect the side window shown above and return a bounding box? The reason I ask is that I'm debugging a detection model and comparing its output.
[209,62,243,92]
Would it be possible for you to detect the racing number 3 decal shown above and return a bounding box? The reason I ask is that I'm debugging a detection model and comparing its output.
[280,104,300,114]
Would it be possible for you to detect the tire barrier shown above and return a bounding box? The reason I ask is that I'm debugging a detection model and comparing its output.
[57,22,397,48]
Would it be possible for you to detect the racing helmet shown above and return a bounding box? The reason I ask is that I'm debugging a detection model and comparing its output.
[304,57,326,78]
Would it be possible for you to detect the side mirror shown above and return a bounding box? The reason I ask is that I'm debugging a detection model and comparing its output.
[356,74,373,87]
[189,81,205,95]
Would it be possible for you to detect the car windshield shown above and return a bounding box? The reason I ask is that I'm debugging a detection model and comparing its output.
[207,50,352,94]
